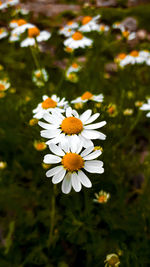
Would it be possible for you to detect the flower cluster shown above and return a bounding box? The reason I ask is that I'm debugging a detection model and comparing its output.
[59,15,109,50]
[112,21,136,41]
[115,50,150,67]
[34,93,106,194]
[9,19,51,47]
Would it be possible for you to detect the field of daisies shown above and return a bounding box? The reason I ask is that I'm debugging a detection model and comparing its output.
[1,0,150,266]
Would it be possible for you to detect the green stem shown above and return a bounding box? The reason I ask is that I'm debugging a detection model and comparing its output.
[47,184,56,249]
[30,46,45,82]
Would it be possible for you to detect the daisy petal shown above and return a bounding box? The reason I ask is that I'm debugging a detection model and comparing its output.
[49,143,65,156]
[80,109,92,123]
[52,168,66,184]
[46,166,64,177]
[81,146,94,157]
[40,129,61,139]
[84,121,106,130]
[44,154,61,164]
[83,150,102,160]
[61,172,72,194]
[84,160,104,173]
[78,170,92,188]
[84,113,100,124]
[71,172,82,192]
[81,129,106,140]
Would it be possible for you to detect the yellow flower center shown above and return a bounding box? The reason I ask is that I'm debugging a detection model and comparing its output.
[81,91,93,100]
[17,19,27,26]
[98,195,106,203]
[35,71,41,78]
[35,143,46,151]
[42,98,57,109]
[0,2,2,6]
[130,50,139,57]
[0,29,3,34]
[118,53,126,60]
[0,84,5,91]
[28,27,40,38]
[82,16,92,25]
[108,106,115,114]
[61,117,83,135]
[72,31,83,41]
[100,25,105,31]
[65,47,73,53]
[62,152,84,172]
[72,63,78,68]
[122,31,129,38]
[67,21,73,26]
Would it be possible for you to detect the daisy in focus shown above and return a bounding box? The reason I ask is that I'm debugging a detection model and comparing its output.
[71,91,104,104]
[140,99,150,117]
[32,68,49,87]
[33,95,68,119]
[79,15,100,32]
[20,26,51,47]
[64,31,93,49]
[93,190,110,204]
[44,142,104,194]
[0,28,8,39]
[39,107,106,148]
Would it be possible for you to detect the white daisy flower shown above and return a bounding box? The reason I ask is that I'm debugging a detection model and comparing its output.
[32,68,48,87]
[44,141,104,194]
[0,28,8,39]
[33,95,68,119]
[20,27,51,47]
[71,91,104,104]
[59,26,75,37]
[39,107,106,148]
[112,22,125,32]
[127,32,136,40]
[66,62,81,76]
[0,1,7,10]
[0,80,10,92]
[9,19,19,29]
[9,32,20,42]
[140,99,150,117]
[12,22,35,36]
[6,0,19,7]
[64,31,93,49]
[96,24,110,33]
[79,15,100,32]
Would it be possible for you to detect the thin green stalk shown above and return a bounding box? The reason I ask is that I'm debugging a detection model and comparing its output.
[47,184,57,249]
[30,46,45,82]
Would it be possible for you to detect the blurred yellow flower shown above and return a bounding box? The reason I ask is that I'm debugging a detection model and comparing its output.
[34,141,47,151]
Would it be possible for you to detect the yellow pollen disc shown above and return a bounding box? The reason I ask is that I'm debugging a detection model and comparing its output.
[61,117,83,135]
[28,27,40,38]
[0,29,3,34]
[35,143,46,151]
[118,53,126,60]
[81,91,93,100]
[98,195,106,203]
[42,98,57,109]
[130,50,139,57]
[35,71,41,78]
[67,21,73,25]
[72,31,83,41]
[100,25,105,31]
[72,63,78,68]
[122,31,129,38]
[62,153,84,172]
[82,16,92,25]
[0,1,2,5]
[0,84,5,91]
[17,19,27,26]
[108,106,115,114]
